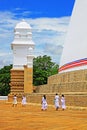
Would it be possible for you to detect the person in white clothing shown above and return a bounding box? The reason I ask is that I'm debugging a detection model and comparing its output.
[22,95,27,106]
[54,93,60,110]
[61,94,66,110]
[41,95,48,111]
[12,95,17,107]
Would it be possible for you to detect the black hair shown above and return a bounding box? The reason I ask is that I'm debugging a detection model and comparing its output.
[43,95,46,99]
[62,94,64,97]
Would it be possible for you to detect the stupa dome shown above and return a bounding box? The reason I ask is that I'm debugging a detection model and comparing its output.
[59,0,87,73]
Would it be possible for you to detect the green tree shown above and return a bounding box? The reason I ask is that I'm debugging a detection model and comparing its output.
[33,55,58,86]
[0,55,59,95]
[0,65,12,96]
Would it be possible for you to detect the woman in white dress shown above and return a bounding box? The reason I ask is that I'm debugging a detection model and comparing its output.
[54,93,60,110]
[61,94,66,110]
[41,95,48,111]
[12,95,17,107]
[22,95,27,106]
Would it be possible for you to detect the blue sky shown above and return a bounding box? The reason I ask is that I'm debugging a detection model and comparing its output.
[0,0,75,68]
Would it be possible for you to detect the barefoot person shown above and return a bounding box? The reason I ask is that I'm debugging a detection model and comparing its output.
[54,93,60,110]
[12,95,17,107]
[61,94,66,110]
[22,95,27,106]
[41,95,48,111]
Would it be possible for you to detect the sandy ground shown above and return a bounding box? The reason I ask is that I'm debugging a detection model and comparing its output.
[0,101,87,130]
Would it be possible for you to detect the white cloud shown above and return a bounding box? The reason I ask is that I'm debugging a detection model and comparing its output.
[0,11,70,68]
[27,17,69,32]
[0,52,13,68]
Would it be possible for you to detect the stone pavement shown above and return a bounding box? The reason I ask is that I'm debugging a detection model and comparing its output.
[0,101,87,130]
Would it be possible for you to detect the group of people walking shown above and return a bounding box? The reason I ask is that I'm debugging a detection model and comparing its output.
[12,94,27,107]
[41,93,66,111]
[12,93,66,111]
[54,93,66,111]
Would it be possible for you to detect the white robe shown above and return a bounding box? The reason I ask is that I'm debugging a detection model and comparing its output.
[54,95,60,108]
[22,96,27,105]
[61,97,66,109]
[41,97,47,110]
[13,96,17,105]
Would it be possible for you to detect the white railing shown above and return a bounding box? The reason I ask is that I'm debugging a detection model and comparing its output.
[0,96,8,100]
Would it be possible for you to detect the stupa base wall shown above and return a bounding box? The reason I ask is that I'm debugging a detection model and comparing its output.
[36,69,87,93]
[8,92,87,109]
[8,69,87,108]
[32,69,87,108]
[28,93,87,107]
[8,93,23,102]
[25,93,87,109]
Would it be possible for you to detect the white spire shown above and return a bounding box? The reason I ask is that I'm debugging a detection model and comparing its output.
[11,20,35,69]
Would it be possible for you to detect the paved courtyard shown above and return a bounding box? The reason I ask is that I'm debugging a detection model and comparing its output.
[0,101,87,130]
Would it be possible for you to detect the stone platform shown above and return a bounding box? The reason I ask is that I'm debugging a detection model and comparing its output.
[31,69,87,108]
[8,69,87,108]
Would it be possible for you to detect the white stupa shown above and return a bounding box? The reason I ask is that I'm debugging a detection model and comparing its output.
[59,0,87,73]
[11,19,35,69]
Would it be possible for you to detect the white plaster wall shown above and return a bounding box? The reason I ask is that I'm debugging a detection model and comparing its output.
[13,45,28,68]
